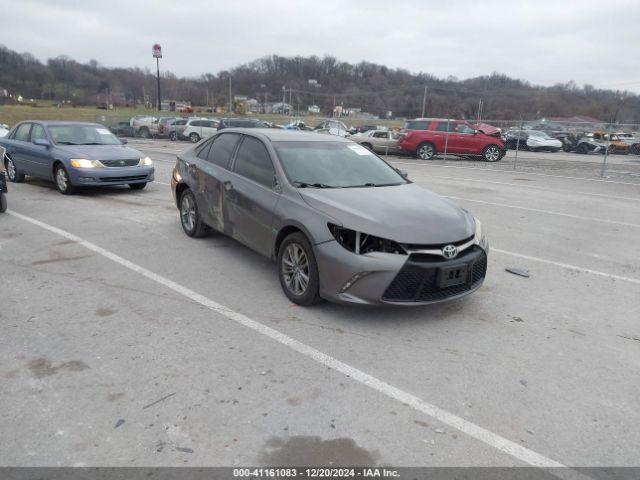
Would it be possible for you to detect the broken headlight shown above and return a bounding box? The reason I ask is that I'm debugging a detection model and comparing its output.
[328,223,406,255]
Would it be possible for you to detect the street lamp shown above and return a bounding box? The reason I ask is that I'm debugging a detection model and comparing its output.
[152,44,162,111]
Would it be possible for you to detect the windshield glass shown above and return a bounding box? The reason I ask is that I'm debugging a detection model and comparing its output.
[528,130,552,139]
[49,125,121,145]
[274,141,407,188]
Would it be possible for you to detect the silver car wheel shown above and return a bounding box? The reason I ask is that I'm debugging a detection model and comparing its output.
[5,155,16,180]
[180,194,196,232]
[484,146,500,162]
[418,144,434,160]
[281,243,310,296]
[56,167,68,191]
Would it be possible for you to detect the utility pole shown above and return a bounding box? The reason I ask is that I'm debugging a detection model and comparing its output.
[228,76,232,114]
[156,57,161,111]
[282,86,286,115]
[421,85,427,118]
[477,99,483,122]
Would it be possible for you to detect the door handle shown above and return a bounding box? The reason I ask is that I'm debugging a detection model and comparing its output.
[223,181,233,191]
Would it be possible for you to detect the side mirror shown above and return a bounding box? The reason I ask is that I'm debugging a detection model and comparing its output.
[474,130,479,135]
[33,138,51,148]
[120,138,128,144]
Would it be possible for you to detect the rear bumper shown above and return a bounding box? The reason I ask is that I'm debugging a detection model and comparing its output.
[68,165,154,186]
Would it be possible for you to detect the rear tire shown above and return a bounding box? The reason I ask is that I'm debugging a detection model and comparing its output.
[179,188,208,237]
[169,131,178,141]
[577,143,589,154]
[129,182,147,191]
[54,164,76,194]
[139,127,150,139]
[416,142,436,160]
[277,232,322,306]
[5,155,25,183]
[189,132,201,143]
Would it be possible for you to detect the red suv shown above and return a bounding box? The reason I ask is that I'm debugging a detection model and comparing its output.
[399,118,505,162]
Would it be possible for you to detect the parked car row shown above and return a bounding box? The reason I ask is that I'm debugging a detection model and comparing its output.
[503,128,640,155]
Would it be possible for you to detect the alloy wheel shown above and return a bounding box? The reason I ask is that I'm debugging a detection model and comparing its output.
[180,193,196,232]
[418,144,434,160]
[281,243,310,296]
[56,166,69,191]
[5,155,16,181]
[484,146,500,162]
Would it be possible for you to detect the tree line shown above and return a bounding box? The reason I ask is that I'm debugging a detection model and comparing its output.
[1,44,638,123]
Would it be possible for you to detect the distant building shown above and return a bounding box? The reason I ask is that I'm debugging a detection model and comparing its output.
[267,102,293,115]
[307,104,320,114]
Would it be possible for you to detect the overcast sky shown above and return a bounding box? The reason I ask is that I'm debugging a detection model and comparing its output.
[2,0,639,92]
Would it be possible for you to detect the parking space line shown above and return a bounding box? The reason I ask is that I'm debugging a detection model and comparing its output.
[388,161,640,186]
[7,208,565,468]
[412,174,640,203]
[493,248,640,285]
[445,196,640,228]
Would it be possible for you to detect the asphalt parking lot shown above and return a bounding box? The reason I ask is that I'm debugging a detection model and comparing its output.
[1,138,639,468]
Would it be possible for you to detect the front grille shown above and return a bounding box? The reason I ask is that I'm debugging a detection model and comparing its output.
[100,159,139,167]
[404,234,474,252]
[99,175,148,182]
[382,247,487,302]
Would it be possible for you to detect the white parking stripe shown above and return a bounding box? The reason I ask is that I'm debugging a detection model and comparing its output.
[388,160,640,186]
[413,174,640,203]
[445,196,640,228]
[7,208,565,468]
[493,248,640,285]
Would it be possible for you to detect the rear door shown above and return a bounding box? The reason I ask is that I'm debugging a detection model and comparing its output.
[225,135,280,256]
[433,121,459,152]
[195,133,241,232]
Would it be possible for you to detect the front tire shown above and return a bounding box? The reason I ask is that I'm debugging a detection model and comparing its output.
[139,128,150,139]
[5,155,25,183]
[577,143,589,154]
[169,131,178,141]
[416,142,436,160]
[278,232,322,306]
[189,132,201,143]
[482,145,502,162]
[179,188,208,237]
[361,142,373,150]
[0,193,6,213]
[54,164,76,194]
[129,182,147,190]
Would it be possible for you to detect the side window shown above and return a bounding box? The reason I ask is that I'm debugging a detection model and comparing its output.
[206,133,240,168]
[196,140,213,160]
[31,124,47,142]
[233,136,274,188]
[435,122,455,132]
[14,123,32,141]
[373,131,386,138]
[456,124,475,134]
[190,120,202,127]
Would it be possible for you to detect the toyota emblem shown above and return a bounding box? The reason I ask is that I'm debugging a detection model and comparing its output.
[442,244,457,259]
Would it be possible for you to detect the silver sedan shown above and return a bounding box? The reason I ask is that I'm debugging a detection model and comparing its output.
[171,129,488,306]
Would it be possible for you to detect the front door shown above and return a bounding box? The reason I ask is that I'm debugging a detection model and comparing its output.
[225,135,280,257]
[24,124,52,179]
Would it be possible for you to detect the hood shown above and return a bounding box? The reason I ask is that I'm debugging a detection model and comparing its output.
[472,123,501,137]
[299,183,475,245]
[57,144,143,160]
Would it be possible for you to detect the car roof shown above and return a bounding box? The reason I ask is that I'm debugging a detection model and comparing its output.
[222,128,352,143]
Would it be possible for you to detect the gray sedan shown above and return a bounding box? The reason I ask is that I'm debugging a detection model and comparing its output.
[1,121,154,194]
[171,129,488,306]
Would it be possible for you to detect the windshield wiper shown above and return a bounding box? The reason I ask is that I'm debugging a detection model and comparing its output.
[294,181,336,188]
[75,142,105,145]
[345,182,401,188]
[55,141,79,145]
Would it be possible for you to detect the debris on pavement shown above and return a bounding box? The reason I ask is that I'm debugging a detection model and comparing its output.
[506,267,530,278]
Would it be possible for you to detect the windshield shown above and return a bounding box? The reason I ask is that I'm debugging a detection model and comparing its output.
[528,130,552,139]
[274,141,407,188]
[49,125,121,145]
